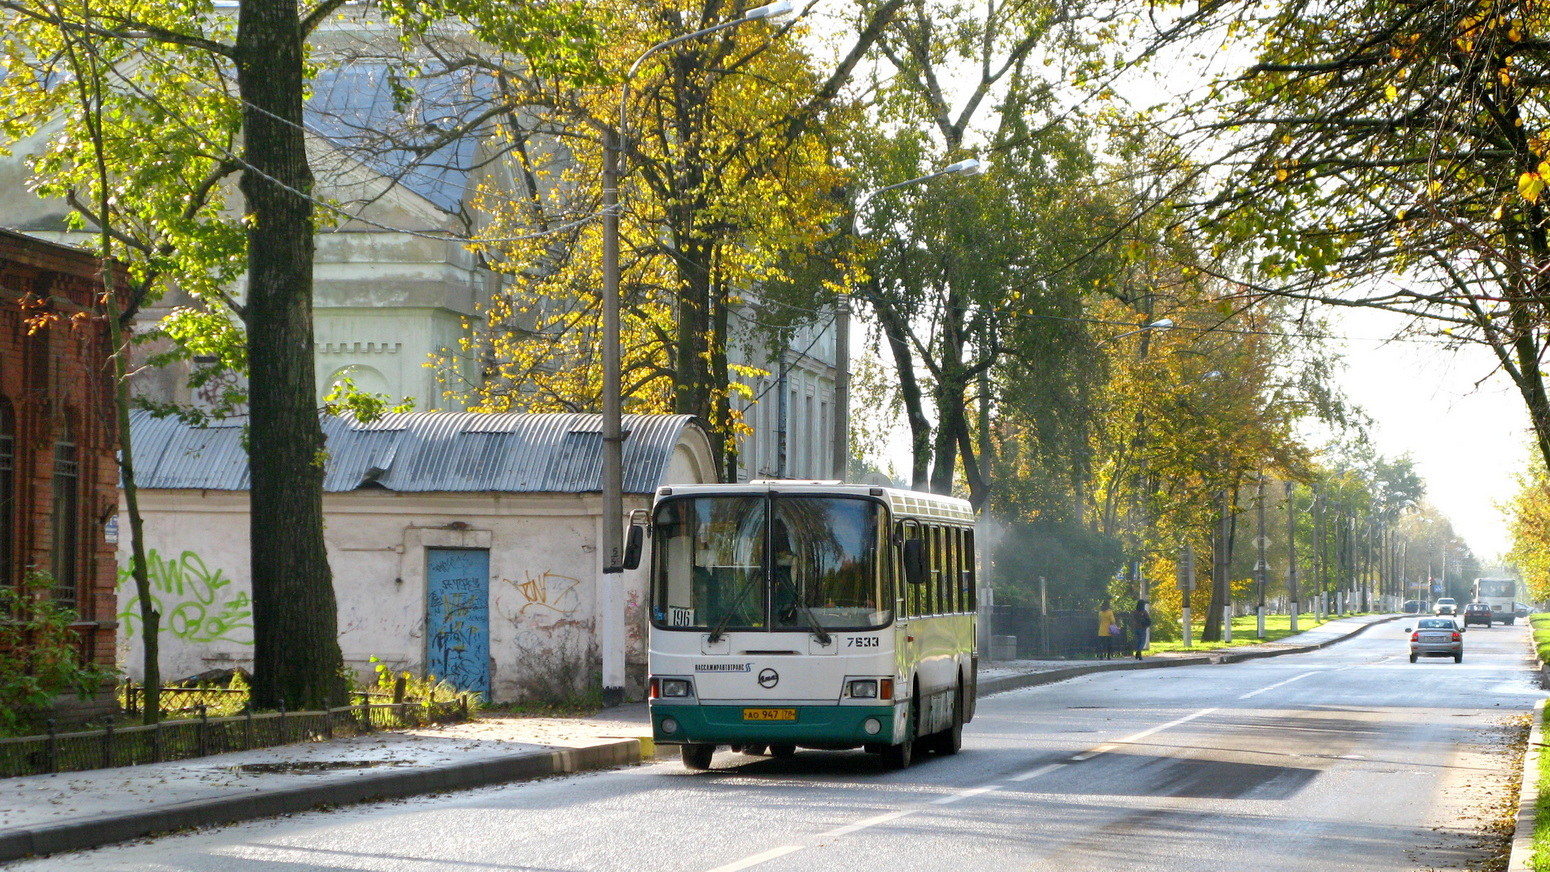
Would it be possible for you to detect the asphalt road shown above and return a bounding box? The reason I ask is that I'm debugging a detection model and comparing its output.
[16,620,1541,872]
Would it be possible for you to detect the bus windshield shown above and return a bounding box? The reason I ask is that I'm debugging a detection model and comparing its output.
[651,494,890,632]
[1476,579,1515,599]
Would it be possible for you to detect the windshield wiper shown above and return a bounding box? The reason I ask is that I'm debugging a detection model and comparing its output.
[773,570,832,646]
[707,572,760,644]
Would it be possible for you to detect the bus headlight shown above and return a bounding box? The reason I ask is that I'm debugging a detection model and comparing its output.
[847,679,878,699]
[659,678,694,698]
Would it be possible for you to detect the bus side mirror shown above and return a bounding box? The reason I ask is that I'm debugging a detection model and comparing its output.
[903,539,927,586]
[622,512,647,571]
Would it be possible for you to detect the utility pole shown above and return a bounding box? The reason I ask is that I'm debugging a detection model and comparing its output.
[1286,481,1298,632]
[1256,474,1268,639]
[1179,544,1195,647]
[1216,487,1232,643]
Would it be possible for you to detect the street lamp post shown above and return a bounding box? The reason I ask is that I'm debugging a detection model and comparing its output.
[599,1,792,706]
[830,157,985,480]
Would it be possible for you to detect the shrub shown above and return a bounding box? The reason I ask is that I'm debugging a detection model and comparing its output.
[0,570,119,735]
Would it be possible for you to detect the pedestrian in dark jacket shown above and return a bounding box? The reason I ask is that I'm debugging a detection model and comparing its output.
[1131,599,1152,660]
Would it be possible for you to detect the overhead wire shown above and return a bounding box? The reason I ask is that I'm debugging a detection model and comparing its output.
[39,20,1494,357]
[57,28,615,246]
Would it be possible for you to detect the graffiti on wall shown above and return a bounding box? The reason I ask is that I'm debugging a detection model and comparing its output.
[506,569,582,620]
[117,549,253,644]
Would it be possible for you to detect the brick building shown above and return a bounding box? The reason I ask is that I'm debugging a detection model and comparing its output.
[0,228,121,685]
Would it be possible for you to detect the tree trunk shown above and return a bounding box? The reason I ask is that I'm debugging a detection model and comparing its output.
[236,0,346,711]
[73,33,163,724]
[930,376,966,495]
[871,293,930,489]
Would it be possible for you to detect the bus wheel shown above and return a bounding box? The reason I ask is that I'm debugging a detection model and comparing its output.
[883,696,917,769]
[681,743,715,770]
[769,744,796,758]
[934,684,964,756]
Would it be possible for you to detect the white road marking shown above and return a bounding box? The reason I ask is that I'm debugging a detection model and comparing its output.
[1009,762,1065,782]
[1113,707,1219,745]
[706,706,1220,871]
[931,785,999,804]
[704,845,806,872]
[1239,671,1320,699]
[818,809,913,839]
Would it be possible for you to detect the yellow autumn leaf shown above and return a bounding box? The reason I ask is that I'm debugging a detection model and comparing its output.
[1520,172,1545,203]
[1385,84,1398,102]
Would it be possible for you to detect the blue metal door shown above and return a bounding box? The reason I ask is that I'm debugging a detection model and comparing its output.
[425,548,490,698]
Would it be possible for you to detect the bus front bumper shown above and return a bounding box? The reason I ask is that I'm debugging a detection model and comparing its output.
[651,702,901,747]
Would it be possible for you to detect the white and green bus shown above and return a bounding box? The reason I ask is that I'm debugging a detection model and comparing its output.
[644,482,978,770]
[1472,577,1519,625]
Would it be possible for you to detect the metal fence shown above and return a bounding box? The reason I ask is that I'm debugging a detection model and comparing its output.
[121,684,247,716]
[991,606,1126,659]
[0,698,470,779]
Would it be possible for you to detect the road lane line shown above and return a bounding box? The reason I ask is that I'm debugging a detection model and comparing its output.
[1238,671,1319,699]
[704,845,805,872]
[1114,707,1219,745]
[931,785,1000,804]
[705,708,1221,870]
[818,809,914,838]
[1009,762,1065,782]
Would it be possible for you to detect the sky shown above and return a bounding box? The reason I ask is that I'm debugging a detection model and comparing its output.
[1331,308,1531,561]
[863,305,1534,562]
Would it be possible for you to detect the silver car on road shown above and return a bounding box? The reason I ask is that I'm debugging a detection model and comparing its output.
[1407,617,1463,663]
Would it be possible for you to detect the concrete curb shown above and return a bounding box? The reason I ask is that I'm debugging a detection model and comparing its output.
[977,655,1215,696]
[978,614,1401,696]
[1509,696,1545,872]
[0,738,642,864]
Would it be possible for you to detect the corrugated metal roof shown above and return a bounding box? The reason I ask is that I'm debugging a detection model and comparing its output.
[128,410,707,494]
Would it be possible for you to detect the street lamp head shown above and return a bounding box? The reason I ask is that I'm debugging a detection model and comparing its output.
[943,157,984,176]
[744,0,794,20]
[1148,318,1174,330]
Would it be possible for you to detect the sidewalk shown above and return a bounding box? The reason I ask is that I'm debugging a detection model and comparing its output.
[0,614,1400,864]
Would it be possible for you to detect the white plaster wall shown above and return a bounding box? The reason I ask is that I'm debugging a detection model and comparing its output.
[114,493,253,682]
[116,489,660,702]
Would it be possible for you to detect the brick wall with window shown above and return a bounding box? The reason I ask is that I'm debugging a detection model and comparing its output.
[0,229,122,674]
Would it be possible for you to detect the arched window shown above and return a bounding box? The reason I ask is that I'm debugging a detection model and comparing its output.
[0,400,12,590]
[50,418,78,607]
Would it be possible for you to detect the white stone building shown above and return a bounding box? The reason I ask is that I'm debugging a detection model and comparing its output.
[119,410,715,702]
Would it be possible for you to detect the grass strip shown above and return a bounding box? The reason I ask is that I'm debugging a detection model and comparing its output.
[1529,614,1550,870]
[1149,613,1334,654]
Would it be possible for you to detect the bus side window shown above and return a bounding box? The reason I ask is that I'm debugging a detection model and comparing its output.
[962,528,976,611]
[923,526,936,613]
[935,525,949,614]
[944,527,960,613]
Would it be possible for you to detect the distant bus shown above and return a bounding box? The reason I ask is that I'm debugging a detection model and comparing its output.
[645,482,977,770]
[1472,577,1518,625]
